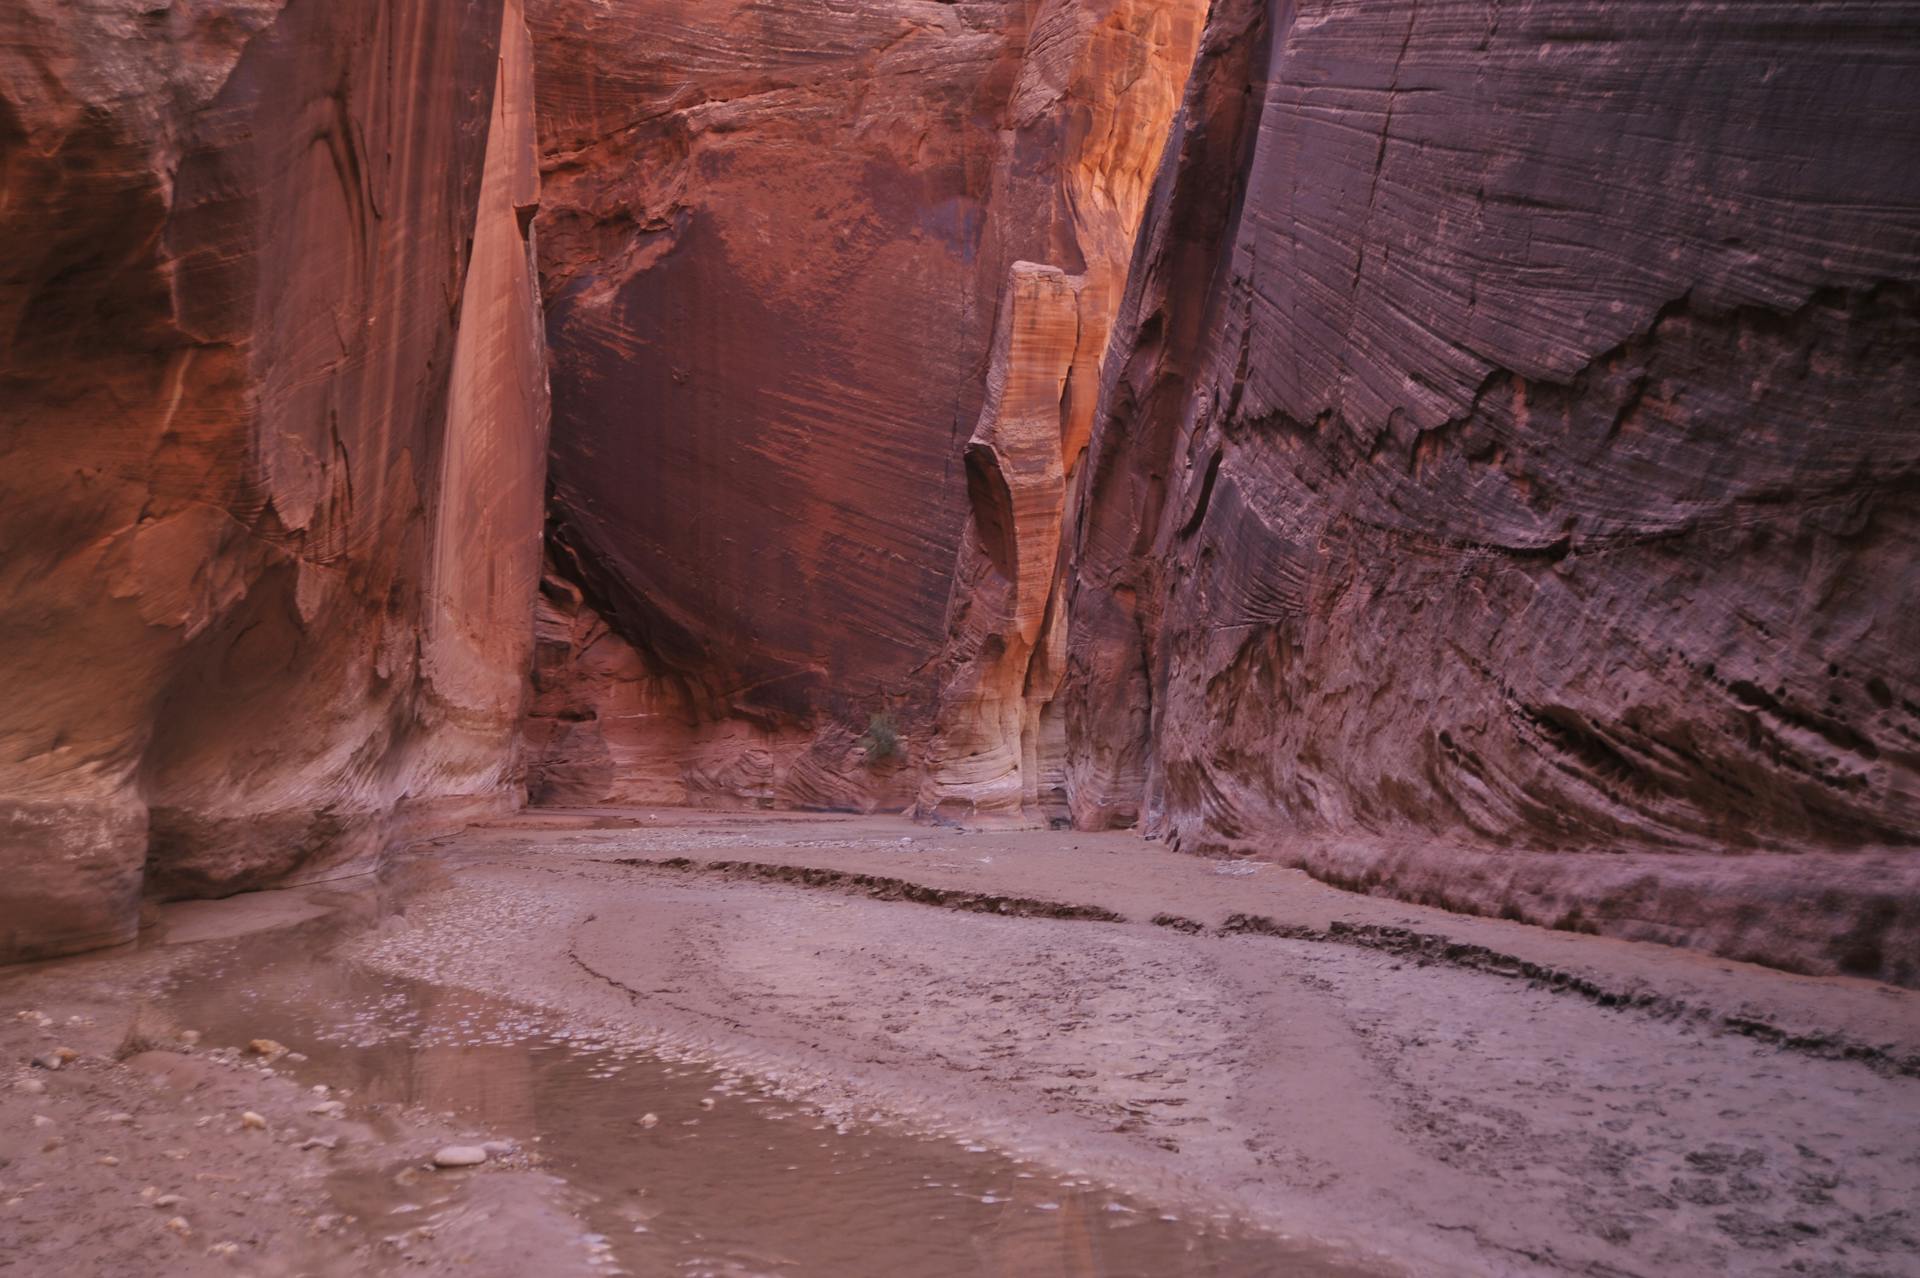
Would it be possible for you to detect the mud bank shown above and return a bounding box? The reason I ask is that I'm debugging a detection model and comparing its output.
[5,811,1918,1276]
[0,882,593,1277]
[1,832,1366,1277]
[370,811,1919,1276]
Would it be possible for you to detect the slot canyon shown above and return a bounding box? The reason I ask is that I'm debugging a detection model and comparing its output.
[2,1,1917,1275]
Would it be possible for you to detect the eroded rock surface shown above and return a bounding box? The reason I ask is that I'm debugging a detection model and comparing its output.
[0,0,549,961]
[528,0,1203,807]
[523,557,916,811]
[918,1,1206,825]
[1057,0,1920,978]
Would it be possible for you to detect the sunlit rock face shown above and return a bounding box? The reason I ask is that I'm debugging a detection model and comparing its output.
[917,1,1208,826]
[0,0,550,962]
[1057,0,1920,979]
[527,0,1204,810]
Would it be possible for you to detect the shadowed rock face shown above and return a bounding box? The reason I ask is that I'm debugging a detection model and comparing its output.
[529,0,1024,801]
[1057,0,1920,979]
[0,0,549,961]
[521,554,920,811]
[527,0,1204,808]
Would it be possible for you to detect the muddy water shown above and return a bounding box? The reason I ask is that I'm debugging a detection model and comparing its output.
[156,909,1368,1277]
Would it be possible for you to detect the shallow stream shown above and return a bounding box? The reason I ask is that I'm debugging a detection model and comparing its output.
[152,899,1367,1277]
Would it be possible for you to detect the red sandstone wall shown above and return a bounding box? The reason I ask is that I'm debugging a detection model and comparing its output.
[0,0,550,962]
[524,0,1204,812]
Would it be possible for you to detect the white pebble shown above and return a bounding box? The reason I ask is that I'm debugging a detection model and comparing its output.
[431,1145,488,1169]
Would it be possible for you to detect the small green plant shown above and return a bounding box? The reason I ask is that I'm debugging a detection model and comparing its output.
[859,712,902,765]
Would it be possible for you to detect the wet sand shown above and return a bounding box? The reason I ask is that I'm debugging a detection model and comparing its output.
[4,810,1918,1276]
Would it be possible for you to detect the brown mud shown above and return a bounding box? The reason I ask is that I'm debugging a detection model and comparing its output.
[5,810,1919,1276]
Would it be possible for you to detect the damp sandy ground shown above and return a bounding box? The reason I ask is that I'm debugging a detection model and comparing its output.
[4,810,1919,1277]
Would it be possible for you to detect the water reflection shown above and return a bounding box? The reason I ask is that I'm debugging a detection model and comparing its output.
[158,915,1366,1277]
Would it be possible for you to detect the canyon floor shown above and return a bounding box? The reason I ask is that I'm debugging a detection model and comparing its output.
[3,811,1918,1277]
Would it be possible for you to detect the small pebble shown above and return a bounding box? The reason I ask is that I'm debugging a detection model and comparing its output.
[31,1114,55,1128]
[153,1194,185,1209]
[207,1241,239,1258]
[238,1112,267,1131]
[298,1136,338,1152]
[246,1039,287,1060]
[14,1078,45,1095]
[164,1215,191,1237]
[698,1097,716,1111]
[97,1155,119,1167]
[636,1113,659,1129]
[431,1146,488,1169]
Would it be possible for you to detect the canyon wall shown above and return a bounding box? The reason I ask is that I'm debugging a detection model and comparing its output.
[521,0,1919,976]
[1057,0,1920,980]
[525,0,1203,811]
[0,0,549,962]
[6,0,1914,978]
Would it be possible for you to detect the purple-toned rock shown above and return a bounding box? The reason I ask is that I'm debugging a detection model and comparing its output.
[1057,0,1920,981]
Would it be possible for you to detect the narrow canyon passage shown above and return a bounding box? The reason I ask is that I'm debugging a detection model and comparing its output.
[4,0,1919,1275]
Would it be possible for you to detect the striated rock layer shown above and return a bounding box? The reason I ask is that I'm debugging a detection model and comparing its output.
[918,0,1207,825]
[1057,0,1920,981]
[0,0,550,961]
[527,0,1203,808]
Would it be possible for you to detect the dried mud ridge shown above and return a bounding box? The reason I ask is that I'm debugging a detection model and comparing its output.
[1212,914,1920,1080]
[633,858,1127,922]
[629,857,1920,1080]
